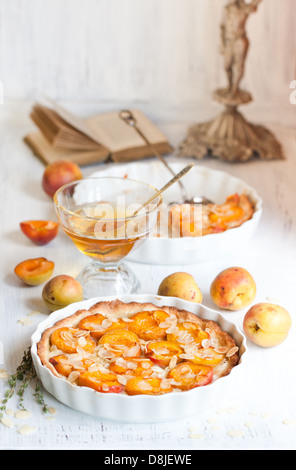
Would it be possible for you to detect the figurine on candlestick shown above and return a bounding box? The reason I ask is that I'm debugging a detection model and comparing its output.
[180,0,284,162]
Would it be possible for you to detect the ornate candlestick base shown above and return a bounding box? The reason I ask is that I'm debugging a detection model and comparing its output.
[179,88,284,162]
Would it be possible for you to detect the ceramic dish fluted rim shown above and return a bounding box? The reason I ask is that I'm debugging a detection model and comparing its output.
[31,294,247,422]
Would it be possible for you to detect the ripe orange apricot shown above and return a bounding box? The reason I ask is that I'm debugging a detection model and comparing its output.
[168,362,213,390]
[49,355,95,377]
[20,220,58,245]
[191,347,225,366]
[98,329,140,357]
[79,371,123,393]
[125,377,173,396]
[14,257,54,286]
[146,340,183,367]
[77,314,127,339]
[42,160,82,198]
[50,327,96,354]
[167,322,209,346]
[128,310,170,340]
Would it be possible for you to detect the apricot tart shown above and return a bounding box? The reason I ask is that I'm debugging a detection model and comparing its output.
[166,193,255,238]
[37,300,240,396]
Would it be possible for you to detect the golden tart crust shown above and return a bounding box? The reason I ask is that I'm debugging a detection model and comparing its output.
[37,300,240,395]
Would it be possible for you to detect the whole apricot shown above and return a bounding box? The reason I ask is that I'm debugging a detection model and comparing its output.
[42,274,83,311]
[14,257,54,286]
[42,160,82,197]
[157,272,203,303]
[243,303,292,347]
[210,267,256,311]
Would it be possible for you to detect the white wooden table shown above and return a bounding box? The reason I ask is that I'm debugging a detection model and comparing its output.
[1,102,296,450]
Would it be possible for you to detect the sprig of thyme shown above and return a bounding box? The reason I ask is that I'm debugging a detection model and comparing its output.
[0,347,49,419]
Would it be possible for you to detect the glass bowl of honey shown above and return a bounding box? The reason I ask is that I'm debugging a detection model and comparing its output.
[54,177,162,298]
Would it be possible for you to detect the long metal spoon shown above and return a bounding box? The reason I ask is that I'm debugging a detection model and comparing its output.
[133,163,195,216]
[119,109,213,205]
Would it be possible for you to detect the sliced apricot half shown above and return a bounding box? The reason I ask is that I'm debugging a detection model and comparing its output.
[128,310,170,340]
[20,220,59,245]
[50,327,96,354]
[14,257,54,286]
[168,362,213,390]
[146,340,183,367]
[167,321,209,346]
[125,377,173,396]
[77,313,127,339]
[49,355,95,377]
[191,347,225,366]
[79,370,123,393]
[109,358,154,377]
[98,329,140,357]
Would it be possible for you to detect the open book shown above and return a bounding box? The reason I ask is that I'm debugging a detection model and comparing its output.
[24,101,173,166]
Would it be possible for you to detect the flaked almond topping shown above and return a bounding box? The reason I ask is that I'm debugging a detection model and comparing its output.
[98,348,116,359]
[77,336,87,348]
[214,347,228,354]
[201,339,211,348]
[141,361,151,369]
[126,361,137,369]
[121,317,133,322]
[154,347,170,355]
[123,344,140,357]
[179,353,195,360]
[73,330,89,338]
[169,355,178,369]
[165,325,179,334]
[226,346,239,357]
[117,375,128,385]
[68,371,80,382]
[102,319,112,328]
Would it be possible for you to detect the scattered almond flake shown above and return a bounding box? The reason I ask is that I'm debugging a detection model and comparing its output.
[14,410,32,420]
[48,407,56,415]
[122,317,133,322]
[0,369,9,379]
[158,321,171,328]
[227,430,245,438]
[169,355,178,369]
[1,416,14,428]
[201,339,211,348]
[44,416,56,421]
[151,365,164,373]
[102,319,112,328]
[249,411,259,416]
[98,348,115,360]
[77,336,87,348]
[207,418,217,424]
[124,344,140,357]
[210,425,220,431]
[141,361,151,369]
[282,419,296,426]
[18,317,34,327]
[68,371,80,382]
[102,383,110,392]
[216,408,227,415]
[160,379,171,389]
[261,412,271,419]
[205,327,212,336]
[165,325,179,334]
[5,409,14,416]
[226,346,239,358]
[126,361,137,370]
[214,347,228,354]
[17,425,37,435]
[189,432,204,440]
[244,421,254,428]
[117,375,128,385]
[27,310,42,317]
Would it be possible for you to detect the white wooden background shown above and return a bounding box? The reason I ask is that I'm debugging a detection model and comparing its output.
[0,0,296,121]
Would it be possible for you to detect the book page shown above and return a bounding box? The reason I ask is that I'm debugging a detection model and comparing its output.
[85,109,169,152]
